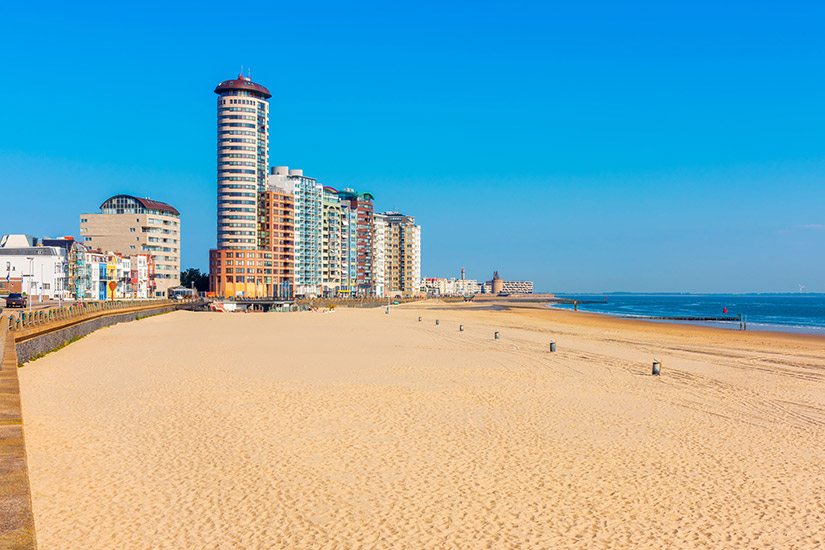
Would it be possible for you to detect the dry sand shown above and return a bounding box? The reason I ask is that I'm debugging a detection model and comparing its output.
[18,302,825,549]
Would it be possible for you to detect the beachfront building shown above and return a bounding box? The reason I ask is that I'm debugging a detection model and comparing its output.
[339,201,358,296]
[421,276,480,297]
[378,212,421,297]
[322,187,344,296]
[209,249,289,299]
[215,72,270,250]
[503,280,534,294]
[42,237,89,300]
[258,188,295,298]
[338,189,375,297]
[0,234,69,300]
[484,272,534,295]
[75,251,155,300]
[80,194,180,297]
[372,213,388,298]
[268,167,323,297]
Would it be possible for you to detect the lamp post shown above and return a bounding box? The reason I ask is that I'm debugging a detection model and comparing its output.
[58,260,64,308]
[26,257,33,313]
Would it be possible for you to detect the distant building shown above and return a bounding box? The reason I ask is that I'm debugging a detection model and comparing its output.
[375,212,421,297]
[80,194,180,297]
[486,271,533,295]
[492,271,504,294]
[502,280,533,294]
[421,269,481,297]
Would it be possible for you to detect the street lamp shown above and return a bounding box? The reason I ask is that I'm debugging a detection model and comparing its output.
[25,257,33,314]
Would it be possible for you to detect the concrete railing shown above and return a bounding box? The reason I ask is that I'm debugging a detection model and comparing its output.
[7,299,202,332]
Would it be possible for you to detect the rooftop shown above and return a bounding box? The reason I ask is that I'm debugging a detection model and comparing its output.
[214,73,272,99]
[99,195,180,216]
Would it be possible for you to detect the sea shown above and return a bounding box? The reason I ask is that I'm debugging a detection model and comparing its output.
[550,294,825,335]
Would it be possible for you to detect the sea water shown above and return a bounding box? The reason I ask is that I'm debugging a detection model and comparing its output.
[550,294,825,335]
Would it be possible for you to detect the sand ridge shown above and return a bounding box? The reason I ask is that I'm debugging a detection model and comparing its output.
[18,304,825,549]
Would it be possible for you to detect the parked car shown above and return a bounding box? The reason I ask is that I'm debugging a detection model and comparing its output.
[5,293,27,308]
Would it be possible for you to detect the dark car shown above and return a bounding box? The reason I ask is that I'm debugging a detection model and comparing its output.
[5,293,27,308]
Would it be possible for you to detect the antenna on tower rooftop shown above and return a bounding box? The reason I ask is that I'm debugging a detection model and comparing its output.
[240,64,244,78]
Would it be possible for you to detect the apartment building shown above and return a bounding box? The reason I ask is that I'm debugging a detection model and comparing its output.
[339,189,375,297]
[268,167,322,297]
[378,212,421,297]
[80,194,180,297]
[215,72,270,250]
[372,213,388,298]
[258,189,295,297]
[322,187,343,296]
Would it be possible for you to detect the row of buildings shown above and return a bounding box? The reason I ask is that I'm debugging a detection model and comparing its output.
[208,73,421,299]
[1,194,183,301]
[422,269,535,297]
[0,234,156,301]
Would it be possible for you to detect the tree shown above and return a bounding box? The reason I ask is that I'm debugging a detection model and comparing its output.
[180,268,209,292]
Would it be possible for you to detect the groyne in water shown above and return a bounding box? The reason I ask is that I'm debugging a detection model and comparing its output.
[0,298,202,549]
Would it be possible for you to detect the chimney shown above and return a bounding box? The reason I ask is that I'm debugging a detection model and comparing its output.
[461,267,465,280]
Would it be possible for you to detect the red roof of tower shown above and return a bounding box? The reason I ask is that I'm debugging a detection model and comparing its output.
[214,74,272,99]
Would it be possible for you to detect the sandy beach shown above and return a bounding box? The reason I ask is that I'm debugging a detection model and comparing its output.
[18,302,825,549]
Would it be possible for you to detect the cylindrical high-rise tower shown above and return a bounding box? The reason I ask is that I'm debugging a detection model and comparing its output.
[214,73,271,250]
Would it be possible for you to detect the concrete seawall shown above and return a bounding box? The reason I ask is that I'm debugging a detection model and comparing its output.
[0,300,201,549]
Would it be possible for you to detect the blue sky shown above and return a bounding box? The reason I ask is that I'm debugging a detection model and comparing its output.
[1,1,823,292]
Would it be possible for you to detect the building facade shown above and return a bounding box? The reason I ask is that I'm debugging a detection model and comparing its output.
[372,213,388,298]
[268,167,322,297]
[215,73,270,250]
[0,234,68,300]
[258,188,295,297]
[338,189,375,296]
[377,212,421,297]
[321,187,343,296]
[80,194,180,297]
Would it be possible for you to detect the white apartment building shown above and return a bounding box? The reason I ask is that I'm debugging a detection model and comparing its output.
[322,187,343,296]
[0,234,68,300]
[268,166,323,296]
[372,213,388,298]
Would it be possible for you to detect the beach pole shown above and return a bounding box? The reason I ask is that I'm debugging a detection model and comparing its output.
[550,341,556,352]
[494,331,499,339]
[652,360,661,376]
[459,324,464,331]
